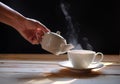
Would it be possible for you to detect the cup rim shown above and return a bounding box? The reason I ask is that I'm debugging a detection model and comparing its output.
[67,50,96,54]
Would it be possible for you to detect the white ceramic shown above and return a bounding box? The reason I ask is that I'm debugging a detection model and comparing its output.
[40,31,74,55]
[58,61,104,71]
[67,50,104,69]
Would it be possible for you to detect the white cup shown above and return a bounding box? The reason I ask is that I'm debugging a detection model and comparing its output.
[67,50,104,69]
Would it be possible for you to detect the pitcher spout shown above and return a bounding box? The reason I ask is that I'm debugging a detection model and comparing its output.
[60,44,74,54]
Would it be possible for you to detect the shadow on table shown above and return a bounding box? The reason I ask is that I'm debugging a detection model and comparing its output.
[17,68,103,84]
[46,68,102,78]
[18,68,102,79]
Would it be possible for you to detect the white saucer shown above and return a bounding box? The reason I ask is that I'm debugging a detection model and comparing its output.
[58,61,104,71]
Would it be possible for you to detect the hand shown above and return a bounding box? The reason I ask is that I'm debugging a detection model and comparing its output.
[17,18,50,45]
[0,2,50,45]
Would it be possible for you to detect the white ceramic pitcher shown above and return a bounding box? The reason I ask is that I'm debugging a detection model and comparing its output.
[40,31,74,55]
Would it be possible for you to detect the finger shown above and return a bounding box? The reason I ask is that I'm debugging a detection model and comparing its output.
[38,24,50,33]
[35,28,44,42]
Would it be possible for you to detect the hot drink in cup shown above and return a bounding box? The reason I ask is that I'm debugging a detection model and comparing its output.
[67,50,104,69]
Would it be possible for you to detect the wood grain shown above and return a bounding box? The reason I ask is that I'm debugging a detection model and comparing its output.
[0,54,120,84]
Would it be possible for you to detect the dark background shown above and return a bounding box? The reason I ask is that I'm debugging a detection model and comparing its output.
[0,0,119,54]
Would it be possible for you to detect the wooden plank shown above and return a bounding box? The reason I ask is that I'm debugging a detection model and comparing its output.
[0,54,68,61]
[0,54,119,62]
[0,72,120,84]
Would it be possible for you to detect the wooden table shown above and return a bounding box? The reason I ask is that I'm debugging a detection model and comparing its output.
[0,54,120,84]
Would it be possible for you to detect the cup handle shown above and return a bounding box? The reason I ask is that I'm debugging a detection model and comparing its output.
[92,52,104,63]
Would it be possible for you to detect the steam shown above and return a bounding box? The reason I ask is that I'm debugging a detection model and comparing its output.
[60,0,93,50]
[82,37,93,50]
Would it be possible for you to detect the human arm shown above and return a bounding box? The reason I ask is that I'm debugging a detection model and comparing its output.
[0,2,50,44]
